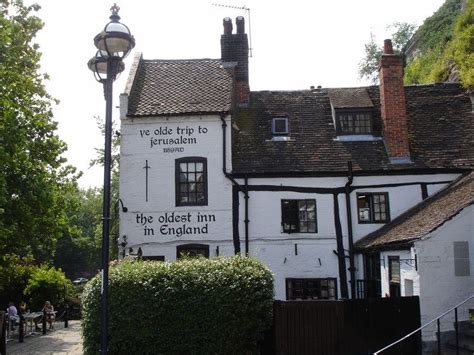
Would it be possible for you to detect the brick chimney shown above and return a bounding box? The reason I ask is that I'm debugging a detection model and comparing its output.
[379,39,411,164]
[221,16,249,106]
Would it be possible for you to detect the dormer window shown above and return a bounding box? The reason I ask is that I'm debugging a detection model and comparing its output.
[272,117,289,136]
[336,110,372,135]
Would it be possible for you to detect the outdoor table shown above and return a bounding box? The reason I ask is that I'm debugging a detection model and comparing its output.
[22,312,43,336]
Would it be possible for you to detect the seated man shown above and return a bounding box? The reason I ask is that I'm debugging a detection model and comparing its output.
[6,302,18,331]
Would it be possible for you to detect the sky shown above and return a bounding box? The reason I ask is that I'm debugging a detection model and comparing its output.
[32,0,445,188]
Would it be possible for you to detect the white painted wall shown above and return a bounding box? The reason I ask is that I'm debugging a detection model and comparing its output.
[119,110,462,304]
[375,206,474,341]
[415,206,474,339]
[236,174,458,299]
[119,114,234,257]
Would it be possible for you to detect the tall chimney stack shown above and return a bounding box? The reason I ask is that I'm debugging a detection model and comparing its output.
[221,16,249,106]
[379,39,411,164]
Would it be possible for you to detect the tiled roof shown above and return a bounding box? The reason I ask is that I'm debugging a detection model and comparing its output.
[328,88,374,108]
[355,172,474,250]
[127,59,233,117]
[232,83,473,174]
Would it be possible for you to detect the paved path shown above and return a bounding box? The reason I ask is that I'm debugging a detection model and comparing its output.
[6,320,83,354]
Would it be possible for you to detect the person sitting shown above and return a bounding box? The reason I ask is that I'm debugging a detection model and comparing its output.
[42,301,55,329]
[6,301,18,331]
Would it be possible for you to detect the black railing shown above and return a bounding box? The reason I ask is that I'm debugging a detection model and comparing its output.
[374,294,474,354]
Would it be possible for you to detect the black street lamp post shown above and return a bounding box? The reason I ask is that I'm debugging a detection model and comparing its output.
[87,4,134,354]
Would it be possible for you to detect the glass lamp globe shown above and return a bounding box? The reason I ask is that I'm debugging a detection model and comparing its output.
[94,4,135,59]
[87,50,125,81]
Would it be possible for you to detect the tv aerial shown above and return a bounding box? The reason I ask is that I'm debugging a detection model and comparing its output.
[212,3,253,57]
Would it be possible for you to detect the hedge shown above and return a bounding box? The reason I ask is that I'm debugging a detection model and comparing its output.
[82,256,274,354]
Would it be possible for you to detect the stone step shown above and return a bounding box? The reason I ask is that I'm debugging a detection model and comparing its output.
[423,344,473,355]
[448,335,474,352]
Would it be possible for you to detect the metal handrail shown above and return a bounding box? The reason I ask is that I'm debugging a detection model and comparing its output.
[373,294,474,354]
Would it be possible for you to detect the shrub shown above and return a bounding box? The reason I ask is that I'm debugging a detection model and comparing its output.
[23,265,73,310]
[82,256,274,354]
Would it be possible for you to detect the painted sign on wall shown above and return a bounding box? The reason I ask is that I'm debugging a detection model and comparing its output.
[135,211,217,238]
[138,125,209,153]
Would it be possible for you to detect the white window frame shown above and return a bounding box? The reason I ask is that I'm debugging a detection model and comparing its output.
[272,117,289,136]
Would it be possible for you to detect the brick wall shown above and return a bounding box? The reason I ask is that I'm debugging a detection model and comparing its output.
[379,40,411,161]
[221,17,249,105]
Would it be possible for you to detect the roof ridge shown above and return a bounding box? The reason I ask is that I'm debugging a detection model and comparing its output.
[143,58,221,63]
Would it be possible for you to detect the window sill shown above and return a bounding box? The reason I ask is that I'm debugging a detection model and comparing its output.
[269,136,292,142]
[333,135,382,142]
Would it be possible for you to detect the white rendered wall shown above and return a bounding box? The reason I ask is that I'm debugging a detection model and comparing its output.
[415,206,474,339]
[119,112,461,302]
[119,114,234,258]
[237,174,459,299]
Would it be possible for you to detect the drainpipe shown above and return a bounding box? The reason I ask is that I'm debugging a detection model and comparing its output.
[244,175,249,255]
[219,114,241,186]
[345,161,356,299]
[219,113,246,255]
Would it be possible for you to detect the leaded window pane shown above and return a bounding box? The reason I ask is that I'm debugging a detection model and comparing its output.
[282,199,317,233]
[357,193,389,223]
[337,112,372,135]
[176,158,207,206]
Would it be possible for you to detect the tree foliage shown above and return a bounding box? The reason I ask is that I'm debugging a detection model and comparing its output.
[90,116,121,259]
[358,22,417,84]
[23,264,73,310]
[0,254,34,307]
[53,187,102,279]
[0,0,78,263]
[405,0,473,87]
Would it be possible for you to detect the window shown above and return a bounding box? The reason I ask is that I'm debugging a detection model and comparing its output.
[175,157,207,206]
[388,256,401,297]
[176,244,209,259]
[286,278,337,300]
[357,193,390,223]
[281,199,317,233]
[336,111,372,135]
[272,117,289,135]
[453,241,470,276]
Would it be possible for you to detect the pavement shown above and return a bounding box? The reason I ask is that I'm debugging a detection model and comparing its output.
[6,320,83,355]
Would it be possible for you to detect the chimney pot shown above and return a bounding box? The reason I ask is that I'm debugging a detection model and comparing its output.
[223,17,233,34]
[383,39,394,54]
[236,16,245,34]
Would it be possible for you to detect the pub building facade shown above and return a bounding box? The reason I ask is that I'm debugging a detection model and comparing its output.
[118,17,473,301]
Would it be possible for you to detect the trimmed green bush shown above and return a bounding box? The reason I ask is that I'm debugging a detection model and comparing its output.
[82,256,274,354]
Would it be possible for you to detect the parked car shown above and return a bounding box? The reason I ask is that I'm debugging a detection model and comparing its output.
[72,277,88,285]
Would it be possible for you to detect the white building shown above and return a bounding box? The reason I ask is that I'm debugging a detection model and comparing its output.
[355,172,474,339]
[119,17,473,302]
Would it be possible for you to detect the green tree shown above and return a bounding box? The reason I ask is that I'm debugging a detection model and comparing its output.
[0,0,79,263]
[358,22,417,84]
[90,116,121,260]
[54,187,102,278]
[23,264,73,310]
[405,0,473,87]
